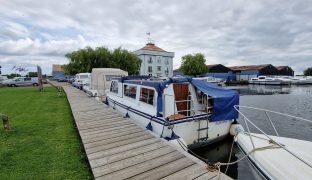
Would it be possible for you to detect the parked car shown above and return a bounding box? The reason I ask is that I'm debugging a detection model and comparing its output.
[3,77,39,87]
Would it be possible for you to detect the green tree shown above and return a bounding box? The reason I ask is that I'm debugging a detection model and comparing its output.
[180,53,208,76]
[63,46,141,75]
[304,67,312,76]
[27,72,38,77]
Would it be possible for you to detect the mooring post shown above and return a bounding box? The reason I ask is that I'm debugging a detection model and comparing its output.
[1,113,11,130]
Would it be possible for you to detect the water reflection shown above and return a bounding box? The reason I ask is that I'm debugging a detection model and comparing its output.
[226,84,291,95]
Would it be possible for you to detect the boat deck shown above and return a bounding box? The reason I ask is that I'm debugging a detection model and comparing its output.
[57,82,231,180]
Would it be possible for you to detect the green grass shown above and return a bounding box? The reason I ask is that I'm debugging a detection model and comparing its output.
[0,86,92,179]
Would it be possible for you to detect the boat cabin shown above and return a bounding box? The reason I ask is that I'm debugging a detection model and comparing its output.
[108,76,237,121]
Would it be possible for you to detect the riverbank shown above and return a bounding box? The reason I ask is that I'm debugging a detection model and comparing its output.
[0,87,92,179]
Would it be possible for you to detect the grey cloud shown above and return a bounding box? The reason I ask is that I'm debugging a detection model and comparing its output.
[0,0,312,74]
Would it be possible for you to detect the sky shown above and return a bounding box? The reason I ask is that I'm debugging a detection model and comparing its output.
[0,0,312,75]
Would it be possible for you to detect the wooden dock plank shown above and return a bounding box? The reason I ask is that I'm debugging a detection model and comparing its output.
[87,138,160,160]
[160,164,211,180]
[96,151,185,179]
[128,157,195,180]
[89,141,167,168]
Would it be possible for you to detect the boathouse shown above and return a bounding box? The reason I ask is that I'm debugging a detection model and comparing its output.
[134,42,174,78]
[202,64,235,81]
[229,64,279,81]
[52,64,65,79]
[276,66,294,76]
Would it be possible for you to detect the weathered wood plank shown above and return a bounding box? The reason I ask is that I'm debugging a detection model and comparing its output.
[80,124,137,137]
[96,151,185,179]
[88,138,159,160]
[86,134,154,154]
[82,126,144,143]
[160,164,210,180]
[128,157,195,180]
[78,121,133,132]
[84,131,149,149]
[89,141,167,168]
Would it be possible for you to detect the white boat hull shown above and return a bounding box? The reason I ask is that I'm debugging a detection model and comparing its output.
[236,133,312,179]
[108,98,232,148]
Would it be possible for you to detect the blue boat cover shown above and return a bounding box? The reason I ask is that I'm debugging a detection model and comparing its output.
[156,77,239,121]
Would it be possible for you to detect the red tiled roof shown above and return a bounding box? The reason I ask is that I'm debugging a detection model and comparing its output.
[140,43,166,52]
[52,64,64,72]
[228,64,272,71]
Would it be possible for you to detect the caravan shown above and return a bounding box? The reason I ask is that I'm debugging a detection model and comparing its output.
[83,68,128,97]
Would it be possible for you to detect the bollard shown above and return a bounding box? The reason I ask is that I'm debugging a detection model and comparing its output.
[1,114,11,130]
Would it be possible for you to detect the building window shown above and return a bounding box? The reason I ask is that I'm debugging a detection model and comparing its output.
[148,66,153,73]
[165,58,169,65]
[124,85,137,99]
[148,56,152,63]
[110,81,118,93]
[165,67,169,75]
[157,57,161,63]
[148,73,153,76]
[139,88,155,105]
[157,66,161,71]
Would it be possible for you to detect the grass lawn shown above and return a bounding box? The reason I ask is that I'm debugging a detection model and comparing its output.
[0,86,92,179]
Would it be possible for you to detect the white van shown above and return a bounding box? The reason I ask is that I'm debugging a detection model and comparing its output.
[72,73,90,89]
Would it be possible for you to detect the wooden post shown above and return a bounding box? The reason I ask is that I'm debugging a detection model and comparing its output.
[37,65,43,91]
[1,114,11,130]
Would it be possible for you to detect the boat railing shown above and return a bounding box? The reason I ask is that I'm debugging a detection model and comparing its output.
[234,105,312,169]
[164,94,196,121]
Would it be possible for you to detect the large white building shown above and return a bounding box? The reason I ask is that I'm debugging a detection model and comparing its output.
[134,42,174,78]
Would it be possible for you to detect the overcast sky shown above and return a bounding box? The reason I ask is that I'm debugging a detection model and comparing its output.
[1,0,312,75]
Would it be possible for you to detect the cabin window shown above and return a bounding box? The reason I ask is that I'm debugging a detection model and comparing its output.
[110,81,118,93]
[124,85,137,99]
[139,88,154,105]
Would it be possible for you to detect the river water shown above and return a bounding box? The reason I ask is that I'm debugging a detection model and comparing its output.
[193,85,312,179]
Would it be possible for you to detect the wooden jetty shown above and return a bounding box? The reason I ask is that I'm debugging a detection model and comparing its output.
[59,83,231,180]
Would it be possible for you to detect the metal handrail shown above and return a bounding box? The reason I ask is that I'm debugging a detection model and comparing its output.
[234,105,312,169]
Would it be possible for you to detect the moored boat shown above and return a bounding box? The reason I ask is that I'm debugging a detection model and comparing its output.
[231,106,312,179]
[106,76,239,149]
[248,76,282,85]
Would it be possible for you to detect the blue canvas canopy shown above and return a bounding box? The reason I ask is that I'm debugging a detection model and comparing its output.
[114,76,239,121]
[156,77,239,121]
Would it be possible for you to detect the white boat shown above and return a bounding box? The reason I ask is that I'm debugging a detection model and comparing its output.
[83,68,128,97]
[106,76,240,148]
[248,76,282,85]
[290,76,312,85]
[274,76,292,85]
[231,106,312,179]
[194,76,223,86]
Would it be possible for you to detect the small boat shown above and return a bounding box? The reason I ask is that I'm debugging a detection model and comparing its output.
[106,76,240,149]
[231,106,312,179]
[248,76,282,85]
[290,76,312,85]
[194,76,224,86]
[274,76,292,85]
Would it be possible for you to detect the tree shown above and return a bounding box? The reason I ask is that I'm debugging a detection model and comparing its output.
[180,53,208,76]
[63,46,141,75]
[27,72,38,77]
[304,67,312,76]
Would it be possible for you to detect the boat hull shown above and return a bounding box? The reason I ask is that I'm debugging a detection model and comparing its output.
[236,133,312,179]
[107,97,232,148]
